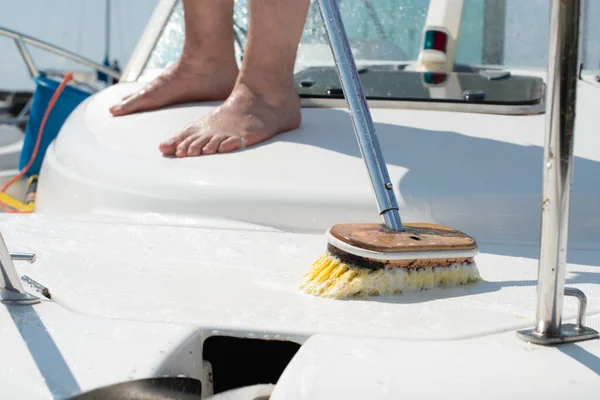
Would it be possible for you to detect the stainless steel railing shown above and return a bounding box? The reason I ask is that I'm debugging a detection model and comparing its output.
[0,26,121,81]
[517,0,598,345]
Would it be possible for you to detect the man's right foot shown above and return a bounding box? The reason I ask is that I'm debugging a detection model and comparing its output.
[109,56,238,117]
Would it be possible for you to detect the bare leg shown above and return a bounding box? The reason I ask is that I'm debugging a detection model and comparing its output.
[159,0,309,157]
[109,0,238,116]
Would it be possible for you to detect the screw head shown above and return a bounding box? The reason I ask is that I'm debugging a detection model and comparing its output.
[385,183,393,190]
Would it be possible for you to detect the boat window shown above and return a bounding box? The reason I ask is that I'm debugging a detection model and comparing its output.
[141,0,599,114]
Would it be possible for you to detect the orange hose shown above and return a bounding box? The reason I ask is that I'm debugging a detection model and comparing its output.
[0,72,73,213]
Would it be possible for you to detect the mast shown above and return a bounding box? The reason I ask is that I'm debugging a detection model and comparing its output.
[105,0,111,66]
[98,0,113,84]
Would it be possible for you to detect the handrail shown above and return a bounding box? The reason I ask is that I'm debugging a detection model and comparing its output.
[517,0,599,345]
[0,25,120,80]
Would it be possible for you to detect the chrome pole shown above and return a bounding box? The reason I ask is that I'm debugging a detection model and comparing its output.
[536,0,580,336]
[517,0,598,345]
[316,0,403,231]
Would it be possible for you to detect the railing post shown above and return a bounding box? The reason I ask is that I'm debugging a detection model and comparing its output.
[0,232,39,305]
[517,0,598,345]
[14,37,39,78]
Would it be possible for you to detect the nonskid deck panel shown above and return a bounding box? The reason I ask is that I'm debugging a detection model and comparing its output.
[3,214,600,342]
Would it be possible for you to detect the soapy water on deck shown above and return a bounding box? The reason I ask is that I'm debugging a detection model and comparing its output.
[10,216,600,341]
[300,256,481,298]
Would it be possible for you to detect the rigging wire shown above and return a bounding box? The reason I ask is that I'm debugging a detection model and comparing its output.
[75,0,85,66]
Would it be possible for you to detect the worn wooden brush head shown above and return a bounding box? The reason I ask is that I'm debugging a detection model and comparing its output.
[326,223,478,270]
[300,223,480,298]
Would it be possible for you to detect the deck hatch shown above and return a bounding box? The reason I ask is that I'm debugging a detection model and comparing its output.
[295,65,545,107]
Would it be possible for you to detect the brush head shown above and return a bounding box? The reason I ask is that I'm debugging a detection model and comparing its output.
[327,223,478,268]
[300,223,481,298]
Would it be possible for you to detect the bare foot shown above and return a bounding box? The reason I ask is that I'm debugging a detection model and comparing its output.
[109,56,238,116]
[158,82,301,157]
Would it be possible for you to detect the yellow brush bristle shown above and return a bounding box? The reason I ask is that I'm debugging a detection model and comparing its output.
[300,254,481,298]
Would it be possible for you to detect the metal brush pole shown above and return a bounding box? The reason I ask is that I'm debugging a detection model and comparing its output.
[316,0,403,231]
[517,0,598,345]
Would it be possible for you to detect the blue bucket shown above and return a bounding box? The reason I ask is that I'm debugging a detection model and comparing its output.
[19,75,92,176]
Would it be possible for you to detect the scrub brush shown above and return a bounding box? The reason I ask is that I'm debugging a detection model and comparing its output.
[300,223,480,298]
[301,0,481,299]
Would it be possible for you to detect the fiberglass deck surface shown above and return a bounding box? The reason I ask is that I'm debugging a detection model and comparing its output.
[38,81,600,246]
[3,214,600,342]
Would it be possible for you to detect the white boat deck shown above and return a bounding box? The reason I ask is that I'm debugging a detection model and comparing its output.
[273,323,600,399]
[3,214,600,341]
[2,72,599,398]
[0,293,203,399]
[2,0,600,396]
[36,80,600,242]
[1,214,600,398]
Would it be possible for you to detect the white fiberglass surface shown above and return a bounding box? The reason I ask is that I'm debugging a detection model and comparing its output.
[3,214,600,342]
[36,80,600,248]
[271,323,600,399]
[0,296,201,399]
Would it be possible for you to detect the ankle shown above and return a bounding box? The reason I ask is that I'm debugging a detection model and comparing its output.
[179,48,238,73]
[235,71,296,107]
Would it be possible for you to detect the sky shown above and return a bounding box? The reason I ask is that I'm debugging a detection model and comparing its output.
[0,0,159,90]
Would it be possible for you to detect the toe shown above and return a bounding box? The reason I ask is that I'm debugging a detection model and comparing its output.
[202,135,228,155]
[218,136,245,153]
[159,126,196,156]
[175,134,200,157]
[110,94,134,112]
[158,137,179,156]
[109,89,156,116]
[188,135,212,156]
[110,92,144,116]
